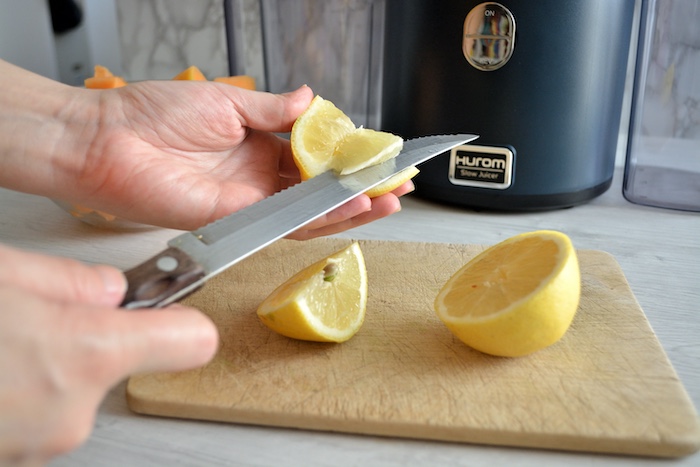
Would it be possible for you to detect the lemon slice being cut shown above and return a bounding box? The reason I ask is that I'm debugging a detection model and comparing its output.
[332,128,403,175]
[290,95,413,197]
[291,96,356,180]
[257,242,368,343]
[434,230,581,357]
[364,166,420,198]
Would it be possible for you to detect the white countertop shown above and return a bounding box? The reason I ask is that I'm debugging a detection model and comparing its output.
[1,170,698,466]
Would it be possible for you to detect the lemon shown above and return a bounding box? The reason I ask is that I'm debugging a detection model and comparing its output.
[365,166,419,198]
[332,128,404,175]
[257,242,368,343]
[290,96,412,197]
[290,96,356,180]
[434,230,581,357]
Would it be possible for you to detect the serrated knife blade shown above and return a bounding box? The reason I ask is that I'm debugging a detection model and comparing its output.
[120,133,478,309]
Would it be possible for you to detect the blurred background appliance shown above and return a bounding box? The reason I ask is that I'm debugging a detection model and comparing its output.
[380,0,638,210]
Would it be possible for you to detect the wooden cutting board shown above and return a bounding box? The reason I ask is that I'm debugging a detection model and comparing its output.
[127,238,700,458]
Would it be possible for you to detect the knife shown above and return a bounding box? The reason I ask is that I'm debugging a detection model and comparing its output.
[120,133,478,309]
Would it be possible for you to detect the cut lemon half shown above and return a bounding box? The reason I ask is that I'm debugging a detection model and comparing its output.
[257,242,367,343]
[435,230,581,357]
[290,96,412,197]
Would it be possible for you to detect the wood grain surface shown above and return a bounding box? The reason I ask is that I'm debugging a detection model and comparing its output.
[126,238,700,458]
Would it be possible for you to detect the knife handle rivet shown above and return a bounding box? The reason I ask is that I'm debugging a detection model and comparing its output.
[156,256,179,272]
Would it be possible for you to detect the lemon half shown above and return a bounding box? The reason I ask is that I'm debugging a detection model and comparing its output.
[435,230,581,357]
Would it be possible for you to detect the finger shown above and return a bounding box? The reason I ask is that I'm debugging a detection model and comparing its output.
[282,178,413,240]
[0,292,216,461]
[289,194,402,240]
[390,180,416,197]
[284,195,372,240]
[225,85,314,134]
[0,245,126,306]
[81,304,219,382]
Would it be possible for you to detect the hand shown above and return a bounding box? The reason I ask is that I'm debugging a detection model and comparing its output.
[71,82,412,237]
[0,244,219,463]
[0,59,412,238]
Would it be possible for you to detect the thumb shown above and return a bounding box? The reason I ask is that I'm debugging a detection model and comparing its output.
[89,304,220,380]
[0,244,126,306]
[232,85,314,133]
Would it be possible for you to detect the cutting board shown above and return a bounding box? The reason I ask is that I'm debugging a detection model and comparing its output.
[127,238,700,458]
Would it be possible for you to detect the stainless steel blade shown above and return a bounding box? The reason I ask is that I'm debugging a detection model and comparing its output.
[123,134,476,308]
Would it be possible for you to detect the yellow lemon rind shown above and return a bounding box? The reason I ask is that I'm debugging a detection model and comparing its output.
[290,96,356,180]
[290,95,405,182]
[333,128,404,175]
[434,230,581,357]
[257,242,368,343]
[365,166,419,198]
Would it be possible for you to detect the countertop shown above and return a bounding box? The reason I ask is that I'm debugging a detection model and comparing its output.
[1,170,698,466]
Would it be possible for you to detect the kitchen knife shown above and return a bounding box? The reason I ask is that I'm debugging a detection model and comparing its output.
[120,133,478,309]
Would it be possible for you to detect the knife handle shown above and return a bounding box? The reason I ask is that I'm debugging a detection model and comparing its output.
[120,247,206,309]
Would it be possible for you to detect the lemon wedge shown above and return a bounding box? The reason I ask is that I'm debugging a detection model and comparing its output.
[290,96,412,197]
[434,230,581,357]
[257,242,367,343]
[332,128,404,175]
[290,96,356,180]
[365,166,420,198]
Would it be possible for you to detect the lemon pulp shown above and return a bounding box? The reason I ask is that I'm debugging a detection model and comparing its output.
[257,242,367,343]
[434,230,581,357]
[290,96,412,197]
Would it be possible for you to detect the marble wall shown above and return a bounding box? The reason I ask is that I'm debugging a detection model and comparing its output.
[257,0,384,126]
[115,0,230,81]
[114,0,384,126]
[637,0,699,140]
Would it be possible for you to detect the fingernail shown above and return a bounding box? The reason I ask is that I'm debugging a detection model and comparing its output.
[297,84,313,95]
[95,266,127,304]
